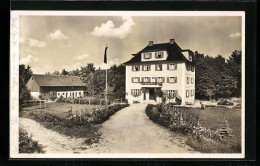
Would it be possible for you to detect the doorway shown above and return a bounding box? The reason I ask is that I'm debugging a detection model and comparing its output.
[149,88,155,100]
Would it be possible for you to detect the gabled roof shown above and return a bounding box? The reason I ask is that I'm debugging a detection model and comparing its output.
[30,74,85,87]
[123,41,194,65]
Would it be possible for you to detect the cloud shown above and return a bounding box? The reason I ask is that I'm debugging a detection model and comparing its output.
[90,16,135,39]
[228,32,241,39]
[20,55,39,64]
[20,37,46,48]
[73,54,89,60]
[48,30,68,40]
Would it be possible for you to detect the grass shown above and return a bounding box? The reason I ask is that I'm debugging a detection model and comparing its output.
[146,105,241,153]
[21,102,104,119]
[20,102,128,146]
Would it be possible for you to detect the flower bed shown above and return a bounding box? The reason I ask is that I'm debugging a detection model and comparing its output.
[145,104,241,153]
[21,103,129,145]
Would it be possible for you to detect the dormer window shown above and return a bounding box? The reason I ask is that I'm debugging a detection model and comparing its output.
[189,55,192,61]
[143,53,152,59]
[155,52,164,59]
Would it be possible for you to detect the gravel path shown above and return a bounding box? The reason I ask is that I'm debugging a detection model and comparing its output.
[20,103,197,153]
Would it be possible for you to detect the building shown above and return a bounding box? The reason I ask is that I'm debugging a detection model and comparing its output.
[123,39,195,105]
[26,74,85,99]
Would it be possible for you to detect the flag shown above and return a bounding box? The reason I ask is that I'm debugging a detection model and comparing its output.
[104,46,108,64]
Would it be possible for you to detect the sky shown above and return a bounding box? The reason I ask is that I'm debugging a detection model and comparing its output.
[19,15,242,74]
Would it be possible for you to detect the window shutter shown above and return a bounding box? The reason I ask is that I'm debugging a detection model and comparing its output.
[167,77,169,83]
[131,89,133,95]
[148,65,151,71]
[155,64,157,71]
[167,64,169,70]
[162,52,164,58]
[132,77,134,83]
[142,77,144,82]
[175,77,177,83]
[148,77,151,82]
[132,65,134,71]
[175,64,177,70]
[142,65,144,71]
[138,77,140,83]
[139,89,142,96]
[155,77,157,82]
[162,77,165,83]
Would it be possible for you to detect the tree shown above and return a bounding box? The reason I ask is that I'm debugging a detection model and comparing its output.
[53,71,60,75]
[19,64,33,106]
[61,69,69,75]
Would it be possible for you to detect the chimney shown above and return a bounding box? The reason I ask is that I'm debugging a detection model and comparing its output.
[170,38,175,44]
[148,41,153,46]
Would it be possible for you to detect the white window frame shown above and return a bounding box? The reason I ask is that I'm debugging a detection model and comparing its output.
[155,52,164,59]
[186,90,189,97]
[133,89,140,96]
[143,65,150,71]
[151,77,156,83]
[157,77,163,83]
[168,90,175,98]
[169,77,177,83]
[133,77,139,83]
[143,53,152,59]
[144,77,149,83]
[133,65,140,71]
[169,63,176,70]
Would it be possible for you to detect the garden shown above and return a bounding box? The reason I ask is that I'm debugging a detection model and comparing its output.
[145,103,241,153]
[19,99,129,153]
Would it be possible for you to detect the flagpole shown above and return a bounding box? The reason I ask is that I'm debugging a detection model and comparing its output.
[105,66,108,109]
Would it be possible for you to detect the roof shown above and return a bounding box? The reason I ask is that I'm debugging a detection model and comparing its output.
[123,41,194,65]
[31,74,85,87]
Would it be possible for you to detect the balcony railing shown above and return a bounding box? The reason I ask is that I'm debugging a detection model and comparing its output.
[140,82,163,86]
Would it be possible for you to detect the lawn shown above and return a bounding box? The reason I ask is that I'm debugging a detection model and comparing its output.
[180,107,241,141]
[21,102,105,119]
[146,104,242,153]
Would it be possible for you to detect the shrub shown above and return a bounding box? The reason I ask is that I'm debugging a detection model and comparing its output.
[19,128,45,153]
[56,96,65,103]
[217,99,234,106]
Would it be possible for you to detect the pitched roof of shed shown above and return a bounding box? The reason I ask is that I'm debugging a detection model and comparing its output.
[123,41,194,65]
[31,74,85,87]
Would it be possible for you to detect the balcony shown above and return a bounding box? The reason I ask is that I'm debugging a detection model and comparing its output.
[140,82,163,86]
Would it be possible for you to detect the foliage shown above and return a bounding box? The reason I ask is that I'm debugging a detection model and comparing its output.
[145,104,241,153]
[19,64,33,106]
[217,99,234,106]
[194,50,241,99]
[19,128,45,153]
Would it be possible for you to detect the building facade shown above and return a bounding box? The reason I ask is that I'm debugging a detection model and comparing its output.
[26,74,85,99]
[123,39,195,105]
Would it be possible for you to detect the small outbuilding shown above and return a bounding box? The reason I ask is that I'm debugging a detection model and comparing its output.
[26,74,85,99]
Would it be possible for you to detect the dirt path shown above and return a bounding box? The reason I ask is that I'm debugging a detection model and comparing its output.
[20,103,197,153]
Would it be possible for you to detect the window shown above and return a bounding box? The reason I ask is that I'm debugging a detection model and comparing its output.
[189,55,192,61]
[132,77,140,83]
[187,77,190,84]
[143,65,151,71]
[155,64,163,71]
[155,52,164,58]
[168,90,176,98]
[168,63,177,70]
[191,77,194,84]
[62,93,65,95]
[151,77,157,83]
[191,89,194,97]
[186,90,189,97]
[143,53,152,59]
[157,77,164,83]
[58,93,60,96]
[191,65,194,72]
[168,77,177,83]
[133,65,140,71]
[132,89,141,96]
[143,77,150,83]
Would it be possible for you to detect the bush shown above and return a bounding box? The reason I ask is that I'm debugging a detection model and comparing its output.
[56,96,65,103]
[217,99,234,106]
[19,128,45,153]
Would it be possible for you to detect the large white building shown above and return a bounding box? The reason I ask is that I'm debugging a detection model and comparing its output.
[123,39,195,105]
